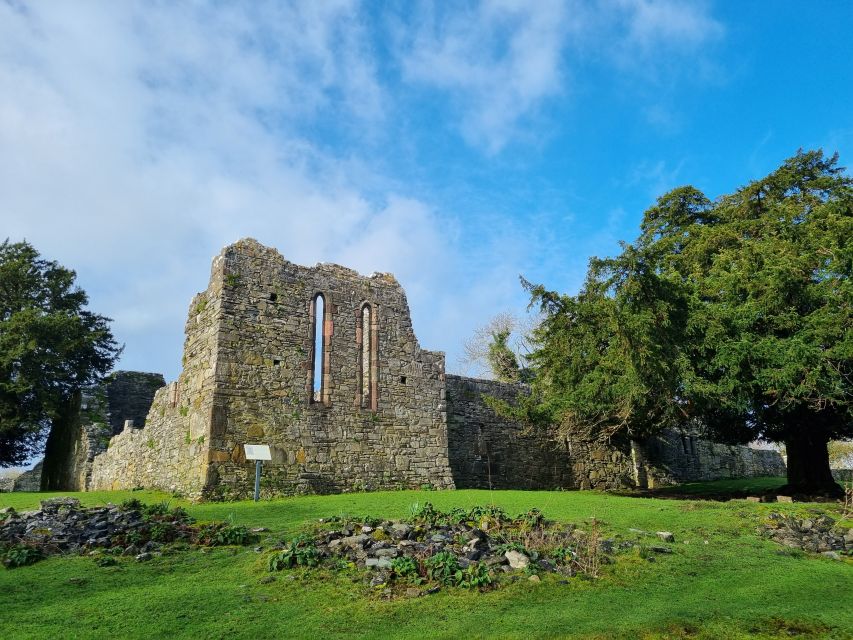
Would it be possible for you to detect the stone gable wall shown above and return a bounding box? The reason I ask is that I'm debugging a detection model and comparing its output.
[91,239,455,498]
[204,239,454,498]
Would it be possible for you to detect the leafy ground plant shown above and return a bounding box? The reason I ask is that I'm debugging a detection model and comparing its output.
[268,535,321,570]
[1,544,43,569]
[195,523,255,546]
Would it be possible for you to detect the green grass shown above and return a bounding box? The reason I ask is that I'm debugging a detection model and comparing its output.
[1,487,851,639]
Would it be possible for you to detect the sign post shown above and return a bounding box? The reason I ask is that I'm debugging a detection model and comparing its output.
[243,444,272,502]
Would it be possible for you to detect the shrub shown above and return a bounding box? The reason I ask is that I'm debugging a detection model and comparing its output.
[141,502,171,519]
[553,546,575,564]
[168,506,192,524]
[94,555,118,567]
[495,541,526,554]
[2,545,44,569]
[517,508,544,529]
[149,522,177,543]
[119,498,143,512]
[467,505,508,530]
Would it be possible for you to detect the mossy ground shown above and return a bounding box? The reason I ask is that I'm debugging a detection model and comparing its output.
[1,479,850,639]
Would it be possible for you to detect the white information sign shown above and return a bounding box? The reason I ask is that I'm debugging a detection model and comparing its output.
[244,444,272,461]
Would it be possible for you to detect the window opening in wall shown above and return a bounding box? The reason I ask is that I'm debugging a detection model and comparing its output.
[273,359,280,366]
[360,304,374,409]
[311,294,325,403]
[400,376,406,385]
[269,292,277,302]
[680,434,689,455]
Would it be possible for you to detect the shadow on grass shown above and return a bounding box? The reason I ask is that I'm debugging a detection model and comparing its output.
[611,477,789,502]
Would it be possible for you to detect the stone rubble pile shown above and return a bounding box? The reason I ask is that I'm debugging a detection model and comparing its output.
[760,512,853,559]
[0,498,168,557]
[285,507,668,589]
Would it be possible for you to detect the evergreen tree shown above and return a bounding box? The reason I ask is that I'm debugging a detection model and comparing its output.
[0,240,121,467]
[525,150,852,495]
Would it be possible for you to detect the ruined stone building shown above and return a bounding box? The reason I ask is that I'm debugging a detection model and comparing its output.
[30,239,784,498]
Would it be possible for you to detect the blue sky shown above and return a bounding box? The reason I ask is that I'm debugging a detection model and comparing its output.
[2,1,852,383]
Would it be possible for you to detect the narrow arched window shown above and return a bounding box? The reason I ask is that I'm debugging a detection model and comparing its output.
[359,303,377,410]
[360,304,372,408]
[310,293,326,404]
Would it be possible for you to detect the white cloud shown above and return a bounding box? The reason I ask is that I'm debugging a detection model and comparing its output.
[0,0,729,382]
[618,0,724,51]
[397,0,574,153]
[626,159,686,201]
[395,0,724,152]
[0,1,538,379]
[601,0,725,79]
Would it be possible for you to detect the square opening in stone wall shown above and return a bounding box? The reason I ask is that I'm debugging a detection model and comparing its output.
[400,376,407,384]
[269,293,278,302]
[273,359,281,366]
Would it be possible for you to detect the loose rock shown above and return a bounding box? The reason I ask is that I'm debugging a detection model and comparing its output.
[505,550,530,569]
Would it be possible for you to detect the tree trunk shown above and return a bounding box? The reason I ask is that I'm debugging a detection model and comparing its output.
[40,391,82,491]
[630,438,648,489]
[782,430,842,498]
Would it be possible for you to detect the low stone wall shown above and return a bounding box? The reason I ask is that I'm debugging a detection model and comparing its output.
[445,375,786,491]
[12,461,43,492]
[89,380,210,497]
[445,375,637,491]
[446,375,569,489]
[644,429,786,483]
[40,371,165,491]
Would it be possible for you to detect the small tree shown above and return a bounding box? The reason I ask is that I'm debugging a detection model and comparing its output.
[0,240,121,467]
[459,312,535,382]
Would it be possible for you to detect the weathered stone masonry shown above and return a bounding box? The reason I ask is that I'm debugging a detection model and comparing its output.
[82,238,785,498]
[91,239,455,498]
[446,374,785,491]
[40,371,164,492]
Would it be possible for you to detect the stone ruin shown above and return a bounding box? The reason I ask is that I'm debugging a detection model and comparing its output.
[23,239,784,498]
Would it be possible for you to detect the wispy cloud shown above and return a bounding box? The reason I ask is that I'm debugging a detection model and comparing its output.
[395,0,725,152]
[616,0,724,54]
[0,2,432,375]
[626,159,687,201]
[0,0,730,380]
[397,0,575,153]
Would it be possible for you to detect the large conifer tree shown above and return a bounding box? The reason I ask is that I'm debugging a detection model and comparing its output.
[526,150,852,496]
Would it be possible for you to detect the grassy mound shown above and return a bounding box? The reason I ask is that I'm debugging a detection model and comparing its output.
[1,482,850,639]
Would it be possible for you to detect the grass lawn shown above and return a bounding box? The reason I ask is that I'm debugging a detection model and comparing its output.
[1,480,851,640]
